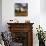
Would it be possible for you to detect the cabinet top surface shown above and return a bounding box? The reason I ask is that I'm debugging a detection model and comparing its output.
[7,23,34,25]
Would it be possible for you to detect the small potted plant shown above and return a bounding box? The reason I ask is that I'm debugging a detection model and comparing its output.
[36,25,45,46]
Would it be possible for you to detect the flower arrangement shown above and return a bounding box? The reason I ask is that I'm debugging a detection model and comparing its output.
[36,25,45,42]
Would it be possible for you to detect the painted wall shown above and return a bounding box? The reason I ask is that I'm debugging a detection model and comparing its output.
[40,0,46,13]
[40,0,46,32]
[2,0,40,30]
[0,0,2,32]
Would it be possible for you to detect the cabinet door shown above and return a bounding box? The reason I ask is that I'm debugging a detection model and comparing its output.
[11,32,28,46]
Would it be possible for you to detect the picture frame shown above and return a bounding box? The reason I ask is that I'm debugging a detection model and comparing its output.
[15,3,28,16]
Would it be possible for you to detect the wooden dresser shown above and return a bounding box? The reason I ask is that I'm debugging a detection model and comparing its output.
[7,23,34,46]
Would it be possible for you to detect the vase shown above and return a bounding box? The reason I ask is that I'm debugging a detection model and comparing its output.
[39,40,45,46]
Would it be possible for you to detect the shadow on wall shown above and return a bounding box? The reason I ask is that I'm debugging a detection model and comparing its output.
[40,0,46,13]
[0,0,2,32]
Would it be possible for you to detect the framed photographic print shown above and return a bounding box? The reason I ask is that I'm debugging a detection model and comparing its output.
[15,3,28,16]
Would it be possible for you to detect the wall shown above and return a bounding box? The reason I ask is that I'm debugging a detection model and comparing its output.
[40,0,46,32]
[40,0,46,13]
[2,0,40,30]
[0,0,2,32]
[2,0,41,46]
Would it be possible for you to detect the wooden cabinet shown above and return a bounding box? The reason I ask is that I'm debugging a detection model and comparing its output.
[7,23,34,46]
